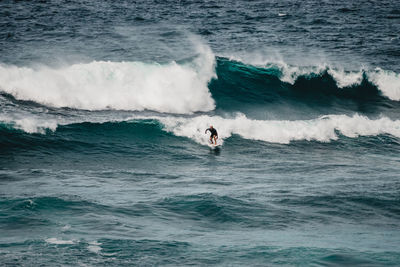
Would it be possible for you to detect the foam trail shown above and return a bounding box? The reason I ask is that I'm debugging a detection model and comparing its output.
[88,241,102,253]
[3,111,400,144]
[159,113,400,145]
[0,44,216,114]
[45,238,75,245]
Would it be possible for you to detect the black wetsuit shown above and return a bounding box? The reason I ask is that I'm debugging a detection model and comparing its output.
[206,128,218,138]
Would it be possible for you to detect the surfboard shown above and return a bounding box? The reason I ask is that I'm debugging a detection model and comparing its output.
[207,142,221,149]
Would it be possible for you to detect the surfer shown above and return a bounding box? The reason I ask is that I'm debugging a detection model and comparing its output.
[205,125,218,145]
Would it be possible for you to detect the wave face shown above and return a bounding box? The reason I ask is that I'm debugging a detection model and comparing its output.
[211,58,400,117]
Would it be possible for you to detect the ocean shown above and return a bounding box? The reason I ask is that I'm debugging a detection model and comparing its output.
[1,0,400,266]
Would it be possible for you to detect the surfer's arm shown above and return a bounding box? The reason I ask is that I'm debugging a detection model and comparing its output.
[205,128,209,134]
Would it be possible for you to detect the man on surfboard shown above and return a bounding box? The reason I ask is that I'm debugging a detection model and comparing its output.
[205,125,218,145]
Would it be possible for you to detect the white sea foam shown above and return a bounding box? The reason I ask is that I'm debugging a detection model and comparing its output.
[224,54,327,84]
[327,67,400,100]
[0,115,58,134]
[88,241,102,253]
[0,43,215,114]
[62,224,71,231]
[45,238,75,245]
[368,68,400,101]
[278,63,325,84]
[158,113,400,145]
[327,69,364,88]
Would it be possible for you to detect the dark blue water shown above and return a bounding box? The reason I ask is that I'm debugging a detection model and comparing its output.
[1,0,400,266]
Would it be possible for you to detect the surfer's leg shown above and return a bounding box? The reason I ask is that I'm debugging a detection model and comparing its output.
[209,136,213,144]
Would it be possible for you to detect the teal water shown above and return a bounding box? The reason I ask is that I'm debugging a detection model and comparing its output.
[1,0,400,266]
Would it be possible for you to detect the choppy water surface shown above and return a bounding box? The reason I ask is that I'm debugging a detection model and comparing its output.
[1,0,400,266]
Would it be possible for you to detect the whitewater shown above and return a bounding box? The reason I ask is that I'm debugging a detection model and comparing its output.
[1,44,400,147]
[1,0,400,266]
[1,50,400,114]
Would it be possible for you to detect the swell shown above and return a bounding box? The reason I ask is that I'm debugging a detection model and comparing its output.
[2,193,397,245]
[0,119,171,154]
[2,192,398,231]
[154,192,400,229]
[211,57,400,115]
[278,194,400,222]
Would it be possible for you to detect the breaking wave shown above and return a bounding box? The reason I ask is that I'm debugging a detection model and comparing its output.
[0,43,215,114]
[1,113,400,145]
[211,58,400,114]
[222,56,400,101]
[159,113,400,145]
